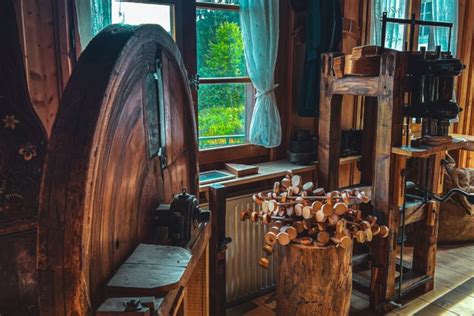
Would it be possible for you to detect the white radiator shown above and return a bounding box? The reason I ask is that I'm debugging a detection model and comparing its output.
[225,193,276,305]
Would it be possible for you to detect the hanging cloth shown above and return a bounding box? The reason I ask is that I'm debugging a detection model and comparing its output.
[297,0,342,117]
[240,0,281,148]
[75,0,112,50]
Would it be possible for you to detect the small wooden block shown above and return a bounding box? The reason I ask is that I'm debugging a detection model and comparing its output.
[322,203,333,216]
[277,232,291,245]
[344,54,380,76]
[302,206,313,219]
[265,231,277,246]
[292,221,305,234]
[225,163,259,177]
[333,202,348,216]
[315,210,327,223]
[311,201,323,212]
[291,175,302,187]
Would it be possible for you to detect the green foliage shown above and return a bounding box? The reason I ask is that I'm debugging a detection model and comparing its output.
[196,8,248,147]
[198,105,245,136]
[202,21,245,77]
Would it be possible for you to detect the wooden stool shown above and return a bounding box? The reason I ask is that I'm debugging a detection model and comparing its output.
[277,243,352,316]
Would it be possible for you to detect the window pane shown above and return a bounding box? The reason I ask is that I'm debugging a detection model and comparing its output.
[371,0,408,50]
[196,9,247,78]
[111,1,174,36]
[197,0,240,4]
[417,0,457,54]
[198,83,253,149]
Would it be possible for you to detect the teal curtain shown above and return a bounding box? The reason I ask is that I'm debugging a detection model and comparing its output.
[431,0,458,55]
[240,0,281,147]
[76,0,112,50]
[371,0,409,50]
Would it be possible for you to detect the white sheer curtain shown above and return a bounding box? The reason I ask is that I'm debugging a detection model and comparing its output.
[371,0,408,50]
[75,0,111,50]
[432,0,458,55]
[239,0,281,148]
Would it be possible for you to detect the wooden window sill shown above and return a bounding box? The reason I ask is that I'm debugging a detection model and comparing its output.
[198,156,361,193]
[199,144,269,167]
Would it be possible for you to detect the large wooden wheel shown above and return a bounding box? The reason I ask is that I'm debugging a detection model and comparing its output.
[38,25,198,315]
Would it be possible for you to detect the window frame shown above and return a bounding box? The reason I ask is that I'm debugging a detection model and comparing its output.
[195,1,257,154]
[113,0,270,168]
[371,0,458,54]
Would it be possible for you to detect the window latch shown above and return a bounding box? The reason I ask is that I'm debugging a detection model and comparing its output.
[189,73,200,91]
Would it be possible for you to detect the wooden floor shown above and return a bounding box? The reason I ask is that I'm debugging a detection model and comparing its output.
[226,243,474,316]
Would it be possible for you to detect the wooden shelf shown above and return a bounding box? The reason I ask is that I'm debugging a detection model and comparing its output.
[392,138,467,158]
[450,133,474,151]
[199,157,361,193]
[106,222,210,300]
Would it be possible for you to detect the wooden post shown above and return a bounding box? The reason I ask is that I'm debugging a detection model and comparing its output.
[411,152,445,292]
[208,184,227,316]
[360,96,378,186]
[318,53,344,191]
[370,51,408,310]
[277,244,352,316]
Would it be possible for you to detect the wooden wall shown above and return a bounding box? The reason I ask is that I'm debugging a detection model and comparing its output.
[11,0,474,172]
[453,0,474,168]
[284,0,372,187]
[13,0,76,137]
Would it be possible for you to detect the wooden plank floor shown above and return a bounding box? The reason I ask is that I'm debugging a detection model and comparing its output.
[226,243,474,316]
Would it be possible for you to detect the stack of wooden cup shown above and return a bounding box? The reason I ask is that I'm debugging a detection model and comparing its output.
[239,171,389,269]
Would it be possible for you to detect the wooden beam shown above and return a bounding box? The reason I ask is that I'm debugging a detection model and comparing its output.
[318,53,344,191]
[208,184,227,316]
[332,76,379,96]
[360,96,378,185]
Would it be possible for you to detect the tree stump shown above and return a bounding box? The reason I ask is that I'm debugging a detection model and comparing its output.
[277,243,352,316]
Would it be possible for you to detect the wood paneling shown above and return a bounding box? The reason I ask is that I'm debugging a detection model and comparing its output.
[453,0,474,168]
[0,1,48,313]
[14,0,75,137]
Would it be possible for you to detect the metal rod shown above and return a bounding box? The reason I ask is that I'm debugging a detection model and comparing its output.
[448,26,452,53]
[405,117,410,146]
[398,169,407,297]
[409,13,416,52]
[384,16,453,28]
[381,12,387,52]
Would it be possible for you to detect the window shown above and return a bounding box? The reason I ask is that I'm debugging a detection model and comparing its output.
[417,0,457,54]
[371,0,409,50]
[195,0,254,150]
[111,0,174,37]
[371,0,458,54]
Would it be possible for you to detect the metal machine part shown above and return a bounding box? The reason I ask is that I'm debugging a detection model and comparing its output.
[153,189,210,246]
[381,12,465,138]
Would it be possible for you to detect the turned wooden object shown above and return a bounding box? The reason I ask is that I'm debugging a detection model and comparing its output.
[277,243,352,316]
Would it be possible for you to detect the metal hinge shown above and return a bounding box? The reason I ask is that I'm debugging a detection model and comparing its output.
[189,73,200,91]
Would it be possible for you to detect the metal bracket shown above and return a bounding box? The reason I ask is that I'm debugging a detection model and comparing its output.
[189,73,200,91]
[154,57,167,169]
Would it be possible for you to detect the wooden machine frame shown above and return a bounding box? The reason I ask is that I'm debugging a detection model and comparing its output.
[317,50,466,311]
